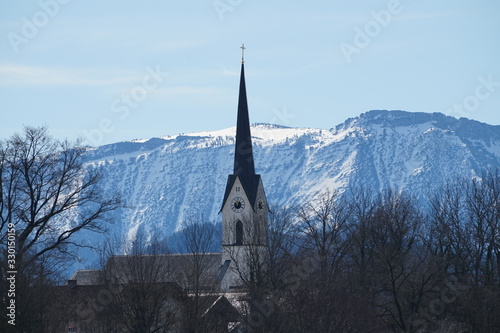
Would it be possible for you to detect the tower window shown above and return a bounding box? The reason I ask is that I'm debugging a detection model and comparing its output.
[235,220,243,245]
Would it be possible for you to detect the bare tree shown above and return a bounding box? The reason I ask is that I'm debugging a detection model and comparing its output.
[180,216,220,333]
[346,186,378,297]
[100,235,181,333]
[267,205,296,291]
[465,171,500,286]
[0,127,120,266]
[429,170,500,332]
[367,191,441,333]
[428,181,469,278]
[0,126,120,332]
[281,189,384,333]
[297,189,350,287]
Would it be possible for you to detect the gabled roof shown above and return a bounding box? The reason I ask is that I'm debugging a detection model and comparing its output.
[200,295,240,322]
[221,174,262,212]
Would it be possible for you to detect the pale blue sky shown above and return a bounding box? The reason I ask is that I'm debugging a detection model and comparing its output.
[1,1,499,145]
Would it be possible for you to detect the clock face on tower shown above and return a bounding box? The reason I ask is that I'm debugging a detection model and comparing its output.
[256,197,265,213]
[231,197,245,213]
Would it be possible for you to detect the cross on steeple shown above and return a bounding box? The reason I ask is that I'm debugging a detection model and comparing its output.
[240,44,246,64]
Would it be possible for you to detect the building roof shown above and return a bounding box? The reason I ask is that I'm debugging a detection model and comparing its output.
[68,253,226,292]
[200,294,240,322]
[104,252,224,291]
[69,269,101,285]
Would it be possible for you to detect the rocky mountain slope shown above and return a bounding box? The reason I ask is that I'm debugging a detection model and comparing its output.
[74,110,500,265]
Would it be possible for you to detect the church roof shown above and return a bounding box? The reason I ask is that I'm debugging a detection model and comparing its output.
[221,174,262,212]
[233,63,256,179]
[221,62,261,210]
[104,252,224,291]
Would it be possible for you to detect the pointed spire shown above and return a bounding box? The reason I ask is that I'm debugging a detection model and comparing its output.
[220,48,262,212]
[233,57,255,180]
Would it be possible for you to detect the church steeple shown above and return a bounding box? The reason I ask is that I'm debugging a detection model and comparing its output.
[221,46,262,211]
[220,46,269,291]
[233,61,256,182]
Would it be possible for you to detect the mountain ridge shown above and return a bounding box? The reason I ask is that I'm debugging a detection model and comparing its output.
[73,110,500,266]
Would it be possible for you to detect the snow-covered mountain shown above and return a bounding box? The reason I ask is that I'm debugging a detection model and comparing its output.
[78,110,500,256]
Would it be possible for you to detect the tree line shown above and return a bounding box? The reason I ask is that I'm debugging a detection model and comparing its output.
[237,175,500,333]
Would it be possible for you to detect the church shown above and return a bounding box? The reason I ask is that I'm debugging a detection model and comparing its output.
[53,47,270,332]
